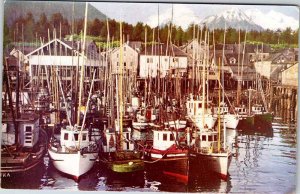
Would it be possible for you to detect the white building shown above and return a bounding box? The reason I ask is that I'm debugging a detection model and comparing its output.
[110,42,139,75]
[139,44,188,78]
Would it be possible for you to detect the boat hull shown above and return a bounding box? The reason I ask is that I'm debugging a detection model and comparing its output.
[144,150,189,183]
[110,159,144,173]
[224,114,239,129]
[190,151,232,180]
[237,113,272,130]
[254,113,273,129]
[48,149,98,180]
[99,151,144,174]
[189,115,217,129]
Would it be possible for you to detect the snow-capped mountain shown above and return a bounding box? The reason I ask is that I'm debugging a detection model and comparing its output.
[245,8,299,30]
[200,7,264,31]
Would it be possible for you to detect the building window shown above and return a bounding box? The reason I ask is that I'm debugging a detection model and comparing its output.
[208,135,213,141]
[117,62,119,66]
[82,134,87,141]
[163,134,167,141]
[124,62,126,67]
[124,47,126,51]
[202,135,206,141]
[229,57,236,64]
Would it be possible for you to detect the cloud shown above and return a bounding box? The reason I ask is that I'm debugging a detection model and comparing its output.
[245,8,299,30]
[146,4,199,30]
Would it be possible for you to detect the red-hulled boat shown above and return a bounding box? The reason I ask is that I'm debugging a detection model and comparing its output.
[143,123,190,183]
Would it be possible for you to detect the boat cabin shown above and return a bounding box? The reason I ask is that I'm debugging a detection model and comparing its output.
[2,114,39,148]
[196,130,219,153]
[102,127,134,153]
[164,120,187,129]
[60,126,90,150]
[153,129,178,150]
[252,104,266,115]
[235,106,248,115]
[186,97,213,117]
[214,102,229,114]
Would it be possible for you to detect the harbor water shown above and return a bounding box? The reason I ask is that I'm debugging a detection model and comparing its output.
[1,119,296,193]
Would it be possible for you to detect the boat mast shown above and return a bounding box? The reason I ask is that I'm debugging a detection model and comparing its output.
[76,2,88,126]
[237,28,241,106]
[221,23,227,149]
[118,19,124,150]
[201,30,207,129]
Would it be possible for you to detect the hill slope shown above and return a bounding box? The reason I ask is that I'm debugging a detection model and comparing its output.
[4,1,107,26]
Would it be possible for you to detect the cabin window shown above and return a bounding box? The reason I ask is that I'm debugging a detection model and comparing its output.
[202,135,206,141]
[64,133,68,140]
[163,134,168,141]
[208,135,213,141]
[25,126,32,132]
[82,134,87,141]
[74,133,79,141]
[170,134,175,141]
[214,135,218,141]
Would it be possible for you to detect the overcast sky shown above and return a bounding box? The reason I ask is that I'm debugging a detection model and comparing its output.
[91,2,299,29]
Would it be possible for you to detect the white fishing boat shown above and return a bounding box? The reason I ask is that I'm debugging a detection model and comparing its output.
[48,125,99,180]
[189,128,232,179]
[186,95,217,130]
[214,102,239,129]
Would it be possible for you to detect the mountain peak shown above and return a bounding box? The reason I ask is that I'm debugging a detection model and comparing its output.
[201,8,263,31]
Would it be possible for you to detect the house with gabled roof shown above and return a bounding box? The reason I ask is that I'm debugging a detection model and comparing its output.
[254,48,298,82]
[281,63,298,87]
[8,38,103,90]
[110,42,140,75]
[139,43,188,78]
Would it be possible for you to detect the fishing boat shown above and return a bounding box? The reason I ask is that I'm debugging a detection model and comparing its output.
[252,104,273,129]
[1,55,47,177]
[189,28,232,180]
[48,125,99,180]
[214,102,239,129]
[143,124,190,183]
[186,95,217,130]
[99,122,144,174]
[235,105,254,128]
[1,113,47,177]
[98,19,144,174]
[189,127,232,180]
